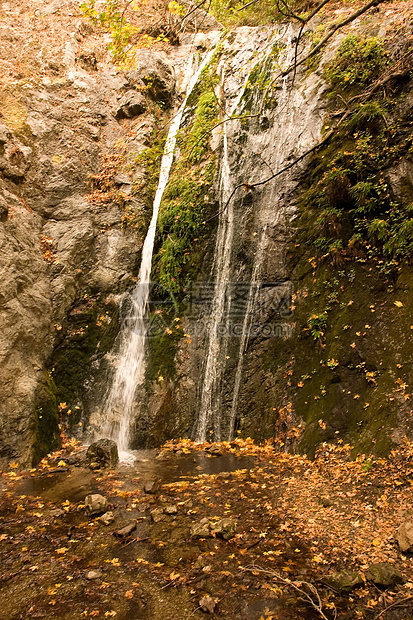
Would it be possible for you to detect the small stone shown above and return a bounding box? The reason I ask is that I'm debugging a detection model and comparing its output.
[98,511,115,526]
[86,439,118,469]
[199,596,216,614]
[319,496,333,507]
[397,521,413,552]
[114,521,137,537]
[217,472,231,479]
[164,504,178,515]
[86,570,102,580]
[49,508,65,518]
[323,571,364,592]
[191,517,211,538]
[205,445,224,456]
[144,479,161,494]
[213,518,237,540]
[366,563,404,587]
[151,508,165,523]
[84,494,108,516]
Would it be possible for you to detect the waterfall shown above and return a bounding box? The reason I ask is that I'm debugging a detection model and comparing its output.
[227,28,296,439]
[196,26,298,443]
[97,41,219,459]
[195,37,276,443]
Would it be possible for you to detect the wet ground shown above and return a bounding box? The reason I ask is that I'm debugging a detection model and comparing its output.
[1,440,413,619]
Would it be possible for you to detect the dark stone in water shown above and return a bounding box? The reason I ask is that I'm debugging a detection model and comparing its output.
[86,439,119,469]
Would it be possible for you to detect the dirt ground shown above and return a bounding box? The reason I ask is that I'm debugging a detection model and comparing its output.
[1,438,413,619]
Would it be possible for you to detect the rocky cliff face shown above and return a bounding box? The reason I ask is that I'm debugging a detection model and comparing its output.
[1,0,412,465]
[0,0,180,465]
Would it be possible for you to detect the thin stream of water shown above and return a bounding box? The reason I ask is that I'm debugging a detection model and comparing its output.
[195,51,269,442]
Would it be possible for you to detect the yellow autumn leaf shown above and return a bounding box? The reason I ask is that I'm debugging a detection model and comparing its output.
[56,547,68,554]
[394,300,403,307]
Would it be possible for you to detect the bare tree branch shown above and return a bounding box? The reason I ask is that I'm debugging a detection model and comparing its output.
[241,565,332,620]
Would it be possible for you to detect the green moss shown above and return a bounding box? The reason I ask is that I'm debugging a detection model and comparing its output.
[32,371,61,465]
[152,61,220,297]
[51,295,120,429]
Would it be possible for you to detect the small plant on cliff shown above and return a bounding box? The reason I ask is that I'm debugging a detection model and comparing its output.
[325,34,390,97]
[307,312,328,342]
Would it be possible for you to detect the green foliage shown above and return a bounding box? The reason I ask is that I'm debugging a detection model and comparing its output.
[299,68,413,270]
[135,132,167,211]
[325,34,390,96]
[152,62,219,295]
[210,0,282,27]
[80,0,163,66]
[51,295,120,429]
[307,312,328,341]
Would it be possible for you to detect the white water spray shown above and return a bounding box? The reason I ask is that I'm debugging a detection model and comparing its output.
[97,42,219,459]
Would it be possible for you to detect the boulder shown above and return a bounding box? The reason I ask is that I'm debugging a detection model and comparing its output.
[86,439,119,469]
[322,570,364,592]
[397,521,413,552]
[366,563,404,587]
[85,494,108,516]
[115,91,146,120]
[127,51,175,106]
[213,518,237,540]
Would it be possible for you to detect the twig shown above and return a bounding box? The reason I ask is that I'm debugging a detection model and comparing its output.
[186,605,202,619]
[374,596,413,619]
[160,576,180,590]
[120,536,149,548]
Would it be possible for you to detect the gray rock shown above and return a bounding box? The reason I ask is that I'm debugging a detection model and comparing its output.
[397,521,413,552]
[49,508,65,518]
[323,570,364,592]
[213,518,237,540]
[127,51,175,106]
[85,494,108,516]
[164,504,178,515]
[114,521,137,537]
[86,439,119,469]
[115,91,146,119]
[98,511,115,526]
[191,518,211,538]
[366,563,404,587]
[199,596,216,614]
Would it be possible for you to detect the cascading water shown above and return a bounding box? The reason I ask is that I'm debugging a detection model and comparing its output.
[96,41,219,459]
[195,34,277,442]
[195,25,307,442]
